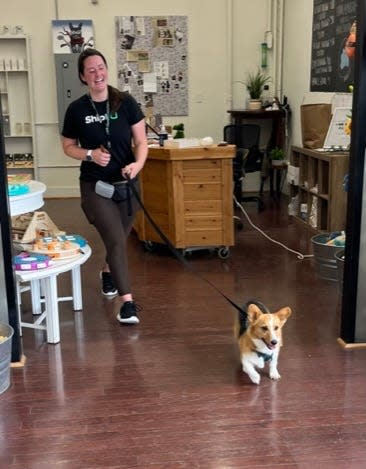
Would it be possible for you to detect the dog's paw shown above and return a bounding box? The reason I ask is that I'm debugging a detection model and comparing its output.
[269,370,281,380]
[248,372,261,385]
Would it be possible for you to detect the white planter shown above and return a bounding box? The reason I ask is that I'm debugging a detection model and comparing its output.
[271,159,285,166]
[247,99,262,110]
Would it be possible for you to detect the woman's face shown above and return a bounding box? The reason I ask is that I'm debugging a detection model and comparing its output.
[81,55,108,95]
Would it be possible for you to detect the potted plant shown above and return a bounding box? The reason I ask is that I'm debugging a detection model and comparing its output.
[173,123,185,139]
[242,69,271,110]
[269,146,286,166]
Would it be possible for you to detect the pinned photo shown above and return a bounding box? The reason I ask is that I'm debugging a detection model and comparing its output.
[121,34,135,50]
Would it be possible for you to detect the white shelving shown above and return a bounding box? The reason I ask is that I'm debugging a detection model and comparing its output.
[0,35,36,178]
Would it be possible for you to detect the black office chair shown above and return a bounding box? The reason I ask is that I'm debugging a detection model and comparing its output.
[223,124,265,212]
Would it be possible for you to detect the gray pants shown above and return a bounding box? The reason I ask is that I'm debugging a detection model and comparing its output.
[80,180,140,295]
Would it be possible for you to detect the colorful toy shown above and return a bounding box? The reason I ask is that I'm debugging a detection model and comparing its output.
[11,211,65,244]
[8,184,30,197]
[40,234,88,248]
[326,231,346,247]
[31,239,81,260]
[13,252,53,271]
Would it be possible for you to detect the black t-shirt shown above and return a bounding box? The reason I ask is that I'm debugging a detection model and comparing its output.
[62,92,144,183]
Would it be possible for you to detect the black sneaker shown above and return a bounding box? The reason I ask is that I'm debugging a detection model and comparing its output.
[100,271,118,297]
[117,301,140,325]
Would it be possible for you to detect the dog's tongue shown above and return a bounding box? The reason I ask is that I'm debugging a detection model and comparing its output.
[264,340,276,350]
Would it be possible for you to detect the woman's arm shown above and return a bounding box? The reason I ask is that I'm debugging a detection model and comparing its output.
[61,136,111,167]
[122,119,148,179]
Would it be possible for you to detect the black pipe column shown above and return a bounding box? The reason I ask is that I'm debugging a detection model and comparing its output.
[0,102,22,362]
[340,0,366,344]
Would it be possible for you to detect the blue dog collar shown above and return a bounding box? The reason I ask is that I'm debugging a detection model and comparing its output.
[256,351,273,362]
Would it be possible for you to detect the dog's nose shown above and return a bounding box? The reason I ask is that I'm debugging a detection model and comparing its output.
[271,340,278,346]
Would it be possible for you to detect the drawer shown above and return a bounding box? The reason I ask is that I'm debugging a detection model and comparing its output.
[183,168,222,183]
[184,230,224,247]
[184,215,223,229]
[184,200,222,214]
[184,182,221,200]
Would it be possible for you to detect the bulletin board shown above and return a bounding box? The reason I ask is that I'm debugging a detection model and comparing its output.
[115,16,188,117]
[310,0,357,92]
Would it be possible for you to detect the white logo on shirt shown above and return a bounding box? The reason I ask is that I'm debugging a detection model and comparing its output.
[85,113,107,124]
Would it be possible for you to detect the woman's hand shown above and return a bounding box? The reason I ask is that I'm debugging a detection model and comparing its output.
[122,161,143,180]
[93,146,111,167]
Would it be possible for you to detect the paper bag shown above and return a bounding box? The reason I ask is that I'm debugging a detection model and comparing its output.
[300,103,332,149]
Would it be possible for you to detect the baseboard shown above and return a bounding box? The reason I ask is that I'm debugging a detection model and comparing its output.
[337,338,366,349]
[10,354,27,368]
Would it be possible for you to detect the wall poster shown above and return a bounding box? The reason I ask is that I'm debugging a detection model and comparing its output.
[51,20,95,53]
[115,16,188,117]
[310,0,357,92]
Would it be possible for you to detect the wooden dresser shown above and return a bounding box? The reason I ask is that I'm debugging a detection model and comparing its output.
[134,144,235,254]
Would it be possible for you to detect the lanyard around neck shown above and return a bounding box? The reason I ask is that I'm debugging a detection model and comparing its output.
[88,94,111,149]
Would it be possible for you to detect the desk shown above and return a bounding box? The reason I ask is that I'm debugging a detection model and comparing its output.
[228,109,288,199]
[9,180,46,216]
[227,109,286,151]
[134,145,235,256]
[15,245,91,344]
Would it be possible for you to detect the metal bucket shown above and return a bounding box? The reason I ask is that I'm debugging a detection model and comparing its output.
[0,323,14,394]
[335,249,345,287]
[311,234,341,281]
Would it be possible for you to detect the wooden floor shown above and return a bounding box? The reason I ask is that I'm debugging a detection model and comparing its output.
[2,195,366,468]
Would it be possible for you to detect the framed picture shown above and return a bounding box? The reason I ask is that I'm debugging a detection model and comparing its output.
[52,20,94,54]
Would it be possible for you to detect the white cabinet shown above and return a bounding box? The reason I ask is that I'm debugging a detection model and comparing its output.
[0,35,36,178]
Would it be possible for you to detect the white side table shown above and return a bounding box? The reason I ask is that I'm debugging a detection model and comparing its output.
[9,180,46,216]
[15,245,92,344]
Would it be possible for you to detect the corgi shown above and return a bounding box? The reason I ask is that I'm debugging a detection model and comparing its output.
[236,301,292,385]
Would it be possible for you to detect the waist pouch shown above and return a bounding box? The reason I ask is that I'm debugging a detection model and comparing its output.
[95,179,134,201]
[95,179,135,214]
[112,181,131,202]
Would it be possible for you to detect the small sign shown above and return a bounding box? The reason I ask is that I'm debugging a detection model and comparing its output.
[323,106,352,150]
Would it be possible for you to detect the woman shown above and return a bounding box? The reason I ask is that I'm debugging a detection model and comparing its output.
[61,48,148,325]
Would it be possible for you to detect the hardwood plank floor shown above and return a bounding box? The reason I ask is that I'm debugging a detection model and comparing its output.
[2,195,366,468]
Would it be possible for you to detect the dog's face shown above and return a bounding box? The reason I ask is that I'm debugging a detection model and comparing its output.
[246,303,292,351]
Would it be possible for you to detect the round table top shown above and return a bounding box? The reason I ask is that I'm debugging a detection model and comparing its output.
[9,180,46,217]
[15,245,92,281]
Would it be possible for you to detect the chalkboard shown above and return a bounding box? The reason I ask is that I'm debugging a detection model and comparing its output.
[311,0,357,92]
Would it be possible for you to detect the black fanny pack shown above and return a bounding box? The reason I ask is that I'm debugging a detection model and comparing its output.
[95,179,135,214]
[112,181,131,202]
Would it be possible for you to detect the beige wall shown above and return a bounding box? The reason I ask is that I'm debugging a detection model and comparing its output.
[1,0,329,196]
[282,0,337,148]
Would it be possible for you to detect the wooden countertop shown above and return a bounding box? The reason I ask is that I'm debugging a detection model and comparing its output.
[147,144,235,161]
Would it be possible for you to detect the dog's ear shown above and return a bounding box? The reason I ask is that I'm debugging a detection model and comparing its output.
[247,303,263,323]
[275,307,292,324]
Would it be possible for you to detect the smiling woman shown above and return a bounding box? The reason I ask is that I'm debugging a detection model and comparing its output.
[60,48,148,326]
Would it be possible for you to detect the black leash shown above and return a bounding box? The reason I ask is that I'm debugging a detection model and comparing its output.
[126,175,247,317]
